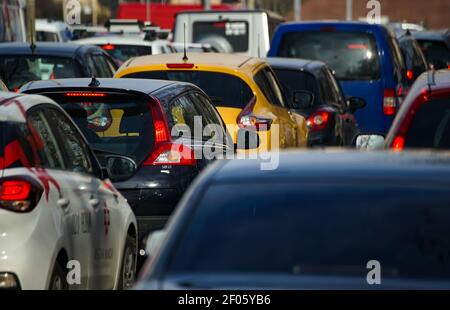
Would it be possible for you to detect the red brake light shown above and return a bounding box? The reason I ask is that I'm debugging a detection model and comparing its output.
[347,44,368,49]
[0,178,42,213]
[166,63,195,69]
[0,180,31,201]
[406,70,414,80]
[213,22,227,28]
[383,89,396,116]
[102,44,115,51]
[64,92,107,97]
[392,135,405,152]
[154,120,169,143]
[306,110,331,132]
[448,65,450,70]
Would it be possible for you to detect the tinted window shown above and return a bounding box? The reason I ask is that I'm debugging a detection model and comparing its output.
[125,71,254,109]
[0,122,40,168]
[277,31,381,80]
[167,94,200,139]
[0,56,83,90]
[193,21,249,52]
[404,98,450,149]
[27,110,65,169]
[168,182,450,280]
[100,45,152,63]
[48,93,154,164]
[46,109,93,174]
[399,38,427,77]
[254,68,285,107]
[36,31,59,42]
[416,40,450,70]
[92,54,114,77]
[273,69,320,107]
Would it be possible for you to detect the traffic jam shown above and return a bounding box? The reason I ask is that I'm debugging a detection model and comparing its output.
[0,0,450,293]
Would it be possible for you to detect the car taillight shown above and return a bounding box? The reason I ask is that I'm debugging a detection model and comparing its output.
[166,63,195,69]
[0,178,42,213]
[383,89,396,116]
[143,97,196,166]
[102,44,115,50]
[64,92,107,97]
[306,110,330,132]
[392,135,405,152]
[236,97,272,131]
[407,70,414,80]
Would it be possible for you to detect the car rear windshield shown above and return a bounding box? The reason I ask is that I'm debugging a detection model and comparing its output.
[277,31,381,81]
[124,71,254,109]
[273,68,320,107]
[405,97,450,149]
[416,40,450,70]
[168,182,450,280]
[100,45,152,63]
[48,93,154,164]
[0,56,83,91]
[193,21,249,52]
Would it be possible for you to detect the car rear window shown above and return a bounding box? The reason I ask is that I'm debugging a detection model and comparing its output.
[277,31,381,81]
[404,97,450,149]
[0,56,83,91]
[100,44,152,63]
[47,93,154,164]
[168,182,450,280]
[124,71,254,109]
[273,68,320,107]
[193,21,249,53]
[416,40,450,70]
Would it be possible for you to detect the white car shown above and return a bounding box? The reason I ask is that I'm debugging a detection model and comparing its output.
[0,91,138,290]
[74,35,175,64]
[35,19,73,42]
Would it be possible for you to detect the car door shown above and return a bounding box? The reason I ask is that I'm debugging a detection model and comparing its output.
[26,107,91,288]
[44,107,112,289]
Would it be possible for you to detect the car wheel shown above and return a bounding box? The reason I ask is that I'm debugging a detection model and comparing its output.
[49,262,68,290]
[118,235,137,290]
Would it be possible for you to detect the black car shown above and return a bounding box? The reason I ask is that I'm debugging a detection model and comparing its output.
[21,78,234,247]
[0,43,117,91]
[267,57,365,146]
[396,31,428,88]
[137,151,450,290]
[413,30,450,70]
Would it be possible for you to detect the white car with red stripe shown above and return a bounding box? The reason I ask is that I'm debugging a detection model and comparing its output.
[0,91,137,290]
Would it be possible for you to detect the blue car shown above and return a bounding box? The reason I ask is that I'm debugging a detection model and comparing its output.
[268,22,407,133]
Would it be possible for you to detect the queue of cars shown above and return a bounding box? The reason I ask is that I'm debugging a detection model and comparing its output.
[0,11,449,290]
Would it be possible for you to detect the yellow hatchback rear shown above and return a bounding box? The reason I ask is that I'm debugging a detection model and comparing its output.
[115,53,308,152]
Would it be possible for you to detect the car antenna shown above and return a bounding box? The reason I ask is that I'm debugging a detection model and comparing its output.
[89,75,100,87]
[257,33,261,58]
[182,23,188,62]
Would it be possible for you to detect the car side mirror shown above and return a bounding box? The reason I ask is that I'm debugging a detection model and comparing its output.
[291,90,314,109]
[144,230,166,259]
[355,134,386,151]
[105,155,137,182]
[235,129,261,150]
[347,97,367,112]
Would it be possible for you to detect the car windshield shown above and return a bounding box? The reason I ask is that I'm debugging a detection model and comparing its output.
[193,21,249,53]
[273,68,320,107]
[168,182,450,280]
[416,40,450,70]
[48,93,154,164]
[100,44,152,62]
[277,31,381,80]
[124,71,254,109]
[0,56,83,91]
[404,97,450,149]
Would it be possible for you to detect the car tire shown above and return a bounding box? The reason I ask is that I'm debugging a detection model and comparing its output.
[49,261,68,290]
[118,235,137,290]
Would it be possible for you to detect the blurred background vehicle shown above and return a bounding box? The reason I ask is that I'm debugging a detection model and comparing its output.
[115,53,309,151]
[171,42,218,53]
[0,42,117,91]
[268,21,408,134]
[0,0,26,42]
[267,57,364,146]
[35,19,73,42]
[0,91,137,290]
[137,150,450,290]
[356,70,450,151]
[71,25,109,40]
[73,35,175,66]
[173,10,283,56]
[396,30,429,90]
[21,77,235,265]
[387,22,426,37]
[413,30,450,70]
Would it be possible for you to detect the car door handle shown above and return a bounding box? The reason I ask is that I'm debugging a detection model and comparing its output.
[89,197,101,208]
[57,197,70,209]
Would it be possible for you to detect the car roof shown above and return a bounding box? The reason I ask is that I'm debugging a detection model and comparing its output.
[208,150,450,183]
[413,30,449,41]
[20,78,188,96]
[119,52,265,73]
[0,42,92,57]
[277,20,386,31]
[266,57,326,76]
[407,70,450,98]
[175,9,283,20]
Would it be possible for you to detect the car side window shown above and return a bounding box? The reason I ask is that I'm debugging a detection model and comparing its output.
[325,69,346,110]
[168,94,200,139]
[190,92,227,141]
[46,108,93,175]
[390,37,407,85]
[92,54,113,78]
[254,68,284,107]
[27,110,65,170]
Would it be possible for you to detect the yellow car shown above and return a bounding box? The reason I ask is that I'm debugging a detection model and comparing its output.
[115,53,308,151]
